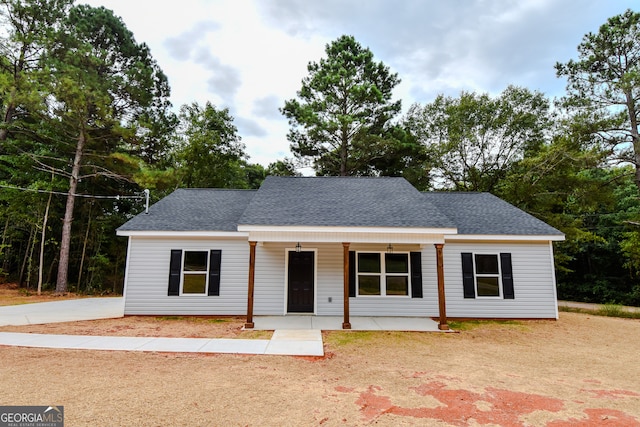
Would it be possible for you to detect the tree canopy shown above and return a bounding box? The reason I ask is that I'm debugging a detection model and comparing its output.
[174,101,247,188]
[404,86,551,192]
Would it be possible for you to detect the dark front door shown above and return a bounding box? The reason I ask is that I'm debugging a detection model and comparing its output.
[287,251,314,313]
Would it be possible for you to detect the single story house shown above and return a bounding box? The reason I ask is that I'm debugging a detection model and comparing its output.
[116,176,564,330]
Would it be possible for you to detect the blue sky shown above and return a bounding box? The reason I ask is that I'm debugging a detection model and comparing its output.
[83,0,640,168]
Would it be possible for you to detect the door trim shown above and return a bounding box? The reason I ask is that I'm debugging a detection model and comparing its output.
[284,247,317,314]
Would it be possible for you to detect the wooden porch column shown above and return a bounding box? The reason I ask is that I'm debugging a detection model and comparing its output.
[245,241,257,329]
[342,242,351,329]
[435,243,449,330]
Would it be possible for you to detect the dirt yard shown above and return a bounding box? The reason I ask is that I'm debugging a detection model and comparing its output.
[1,311,639,426]
[0,282,88,306]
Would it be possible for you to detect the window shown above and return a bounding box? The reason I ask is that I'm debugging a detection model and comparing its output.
[461,252,514,299]
[182,251,208,294]
[168,250,221,296]
[474,254,500,297]
[357,252,410,296]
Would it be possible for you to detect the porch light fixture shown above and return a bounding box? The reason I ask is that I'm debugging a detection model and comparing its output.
[296,242,302,252]
[386,243,394,253]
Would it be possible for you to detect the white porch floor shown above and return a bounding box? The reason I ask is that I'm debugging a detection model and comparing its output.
[251,316,444,331]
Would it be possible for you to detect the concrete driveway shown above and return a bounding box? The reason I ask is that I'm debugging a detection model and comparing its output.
[0,298,324,356]
[0,297,125,326]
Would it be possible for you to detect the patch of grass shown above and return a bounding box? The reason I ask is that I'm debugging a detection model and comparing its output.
[559,304,640,319]
[324,331,384,347]
[598,303,625,317]
[237,330,272,340]
[448,319,523,331]
[156,316,184,321]
[204,318,231,323]
[156,316,232,323]
[324,330,419,347]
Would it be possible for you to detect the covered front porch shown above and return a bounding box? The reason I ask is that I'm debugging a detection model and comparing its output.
[250,315,447,331]
[240,232,452,331]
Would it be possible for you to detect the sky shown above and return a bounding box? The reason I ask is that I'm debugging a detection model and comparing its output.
[82,0,639,169]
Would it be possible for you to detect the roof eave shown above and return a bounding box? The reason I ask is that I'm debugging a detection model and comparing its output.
[444,234,565,242]
[116,230,249,238]
[237,224,458,235]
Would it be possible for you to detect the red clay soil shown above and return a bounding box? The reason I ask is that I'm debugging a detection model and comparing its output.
[338,379,640,426]
[1,311,639,426]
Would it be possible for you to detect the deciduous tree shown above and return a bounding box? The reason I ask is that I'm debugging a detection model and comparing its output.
[174,101,247,188]
[405,86,551,191]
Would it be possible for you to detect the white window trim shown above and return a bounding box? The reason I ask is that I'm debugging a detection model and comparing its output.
[473,253,503,298]
[356,251,411,297]
[180,250,210,296]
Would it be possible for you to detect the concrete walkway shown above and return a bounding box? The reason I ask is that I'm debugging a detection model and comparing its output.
[0,298,324,356]
[0,329,324,356]
[0,297,125,326]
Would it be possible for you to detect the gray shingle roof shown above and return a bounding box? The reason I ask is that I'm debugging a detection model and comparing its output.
[423,192,563,236]
[117,178,563,237]
[238,176,456,228]
[117,189,256,232]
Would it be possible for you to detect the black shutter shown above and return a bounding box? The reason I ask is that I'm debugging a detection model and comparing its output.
[461,252,475,299]
[208,250,222,296]
[348,251,356,297]
[168,249,182,296]
[410,252,423,298]
[500,253,515,299]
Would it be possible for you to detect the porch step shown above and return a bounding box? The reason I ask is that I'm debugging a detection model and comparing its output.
[264,329,324,356]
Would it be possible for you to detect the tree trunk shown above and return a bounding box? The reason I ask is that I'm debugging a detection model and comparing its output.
[624,90,640,192]
[635,145,640,193]
[26,227,37,289]
[87,238,103,292]
[38,190,53,295]
[340,129,348,176]
[0,102,15,142]
[1,216,9,272]
[19,226,34,287]
[47,254,58,285]
[56,130,86,294]
[77,208,91,291]
[0,44,26,144]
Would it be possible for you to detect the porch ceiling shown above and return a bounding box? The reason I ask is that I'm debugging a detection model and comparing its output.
[246,229,452,244]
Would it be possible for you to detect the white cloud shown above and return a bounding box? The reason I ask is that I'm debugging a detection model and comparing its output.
[83,0,637,170]
[164,20,221,60]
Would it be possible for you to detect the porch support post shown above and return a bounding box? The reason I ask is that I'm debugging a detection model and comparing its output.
[245,241,257,329]
[435,243,449,330]
[342,242,351,329]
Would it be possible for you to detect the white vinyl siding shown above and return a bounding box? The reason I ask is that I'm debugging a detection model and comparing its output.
[253,243,287,315]
[349,244,438,316]
[444,241,558,319]
[253,243,335,315]
[123,236,248,315]
[122,237,559,319]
